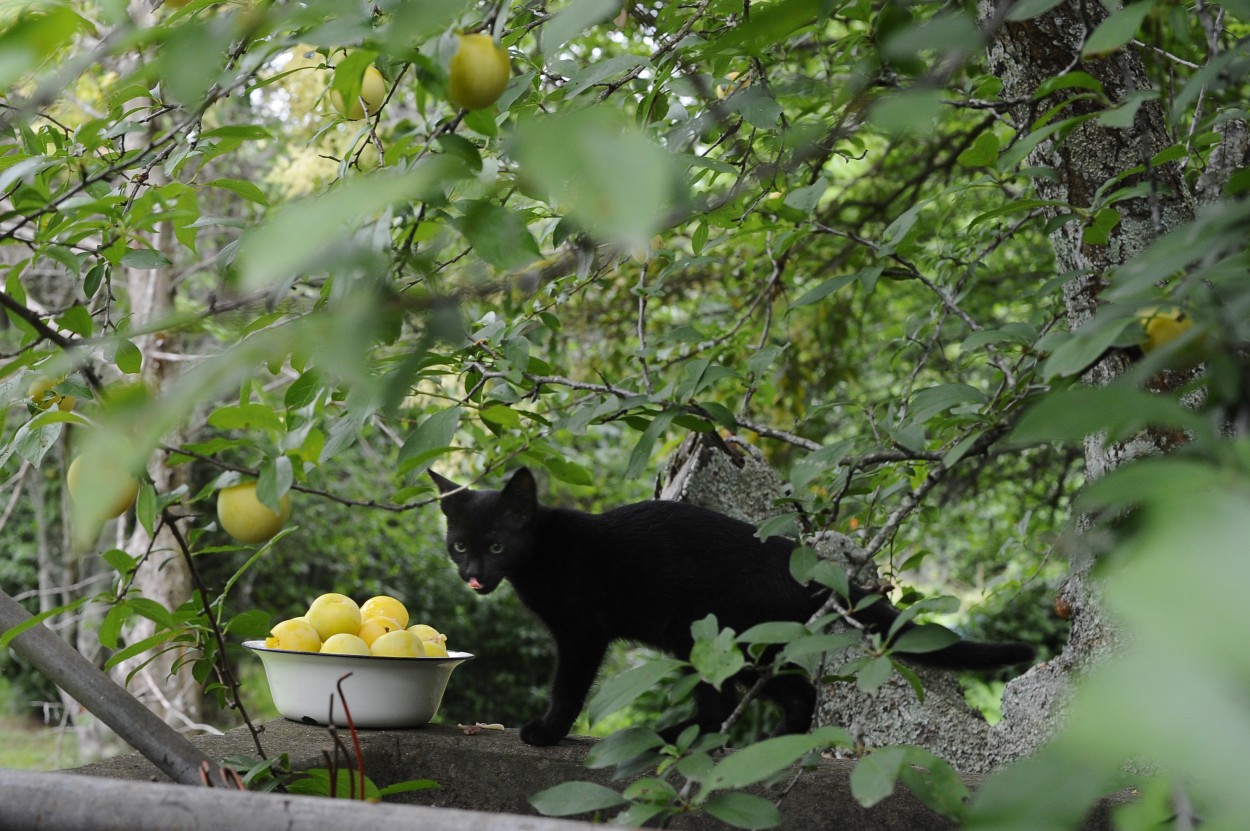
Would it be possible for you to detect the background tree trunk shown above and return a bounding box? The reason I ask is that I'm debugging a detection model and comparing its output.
[117,189,205,734]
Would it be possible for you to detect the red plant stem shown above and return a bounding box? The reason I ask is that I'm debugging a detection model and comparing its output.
[335,673,366,800]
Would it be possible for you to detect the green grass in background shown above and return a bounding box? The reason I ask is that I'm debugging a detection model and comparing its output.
[0,715,80,770]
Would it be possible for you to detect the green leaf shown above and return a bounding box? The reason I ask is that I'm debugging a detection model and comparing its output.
[957,132,1000,168]
[1096,91,1157,129]
[0,597,90,650]
[584,727,664,769]
[738,621,809,645]
[207,178,269,207]
[587,657,686,725]
[1007,0,1066,20]
[135,482,158,537]
[375,779,440,799]
[0,7,94,91]
[101,549,137,574]
[850,746,910,808]
[691,625,746,691]
[104,628,183,670]
[237,157,468,290]
[225,609,270,639]
[540,0,620,60]
[287,768,382,799]
[284,370,324,410]
[891,624,960,654]
[98,603,131,650]
[562,54,651,98]
[909,383,986,423]
[1082,207,1121,245]
[1010,386,1209,447]
[791,274,858,308]
[158,17,232,107]
[869,89,943,137]
[529,781,627,817]
[703,792,782,830]
[1035,71,1106,98]
[1040,316,1134,379]
[510,109,677,247]
[120,248,171,270]
[55,305,92,338]
[114,339,143,374]
[398,407,461,472]
[207,403,285,433]
[256,456,293,513]
[376,779,440,796]
[705,728,848,792]
[83,262,108,298]
[625,409,675,479]
[435,134,483,172]
[857,655,895,692]
[454,201,540,271]
[539,455,594,487]
[700,0,830,58]
[1082,2,1154,58]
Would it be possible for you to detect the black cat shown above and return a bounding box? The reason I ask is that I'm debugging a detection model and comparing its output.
[430,467,1035,746]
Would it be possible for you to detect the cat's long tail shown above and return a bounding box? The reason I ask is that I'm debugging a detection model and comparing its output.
[845,585,1036,670]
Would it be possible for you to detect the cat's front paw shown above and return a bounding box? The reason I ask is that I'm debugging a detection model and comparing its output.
[520,717,566,746]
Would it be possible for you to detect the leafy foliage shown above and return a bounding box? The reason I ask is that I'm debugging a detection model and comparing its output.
[1,0,1248,827]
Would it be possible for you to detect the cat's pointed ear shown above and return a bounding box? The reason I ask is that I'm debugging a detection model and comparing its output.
[500,467,537,524]
[429,470,458,494]
[429,470,467,514]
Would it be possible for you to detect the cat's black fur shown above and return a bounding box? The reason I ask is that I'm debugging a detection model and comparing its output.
[430,467,1035,747]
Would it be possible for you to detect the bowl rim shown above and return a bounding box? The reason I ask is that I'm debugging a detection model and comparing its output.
[242,639,474,663]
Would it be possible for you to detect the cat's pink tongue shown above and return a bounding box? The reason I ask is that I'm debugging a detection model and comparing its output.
[468,578,484,590]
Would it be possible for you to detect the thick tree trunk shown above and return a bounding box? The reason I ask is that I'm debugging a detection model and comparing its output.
[975,0,1198,766]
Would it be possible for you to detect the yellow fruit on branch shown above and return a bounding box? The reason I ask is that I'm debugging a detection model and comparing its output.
[1137,305,1204,369]
[1138,306,1193,353]
[216,481,291,544]
[305,593,362,640]
[67,452,140,520]
[329,64,387,120]
[448,34,511,111]
[28,377,60,410]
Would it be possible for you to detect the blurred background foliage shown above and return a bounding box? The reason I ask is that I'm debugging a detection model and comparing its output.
[0,0,1248,827]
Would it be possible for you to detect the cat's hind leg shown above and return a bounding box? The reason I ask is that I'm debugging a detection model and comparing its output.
[657,681,739,744]
[761,673,816,737]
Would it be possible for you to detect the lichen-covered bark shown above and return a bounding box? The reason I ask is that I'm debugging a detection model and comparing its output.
[661,434,1005,771]
[976,0,1199,766]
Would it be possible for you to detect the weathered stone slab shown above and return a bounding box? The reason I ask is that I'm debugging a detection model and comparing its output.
[67,719,1124,830]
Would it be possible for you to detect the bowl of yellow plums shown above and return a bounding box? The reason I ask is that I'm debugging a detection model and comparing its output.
[244,593,473,729]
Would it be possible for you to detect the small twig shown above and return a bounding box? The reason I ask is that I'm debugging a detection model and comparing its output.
[164,510,268,759]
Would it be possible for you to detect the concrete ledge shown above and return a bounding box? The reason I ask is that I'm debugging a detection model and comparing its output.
[69,719,1123,830]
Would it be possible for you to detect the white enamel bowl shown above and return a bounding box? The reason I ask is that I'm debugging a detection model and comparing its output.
[244,640,473,729]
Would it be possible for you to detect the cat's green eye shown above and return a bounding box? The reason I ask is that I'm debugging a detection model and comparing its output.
[452,542,467,553]
[489,542,504,554]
